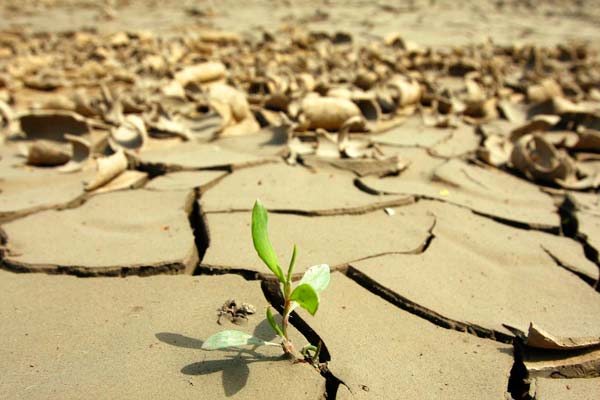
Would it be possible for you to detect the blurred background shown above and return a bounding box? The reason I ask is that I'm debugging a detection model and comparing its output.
[1,0,599,47]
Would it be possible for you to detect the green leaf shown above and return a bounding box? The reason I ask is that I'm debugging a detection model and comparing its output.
[289,264,330,313]
[289,283,320,316]
[252,200,285,283]
[201,330,278,350]
[266,307,284,338]
[298,264,330,294]
[286,244,298,283]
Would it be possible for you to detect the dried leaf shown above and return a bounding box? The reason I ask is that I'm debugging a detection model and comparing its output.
[85,150,128,191]
[527,79,563,103]
[88,170,148,195]
[510,115,560,142]
[26,141,70,166]
[109,115,147,151]
[175,62,226,87]
[299,96,363,131]
[510,134,576,184]
[386,76,422,107]
[526,322,600,350]
[478,135,513,167]
[19,110,90,142]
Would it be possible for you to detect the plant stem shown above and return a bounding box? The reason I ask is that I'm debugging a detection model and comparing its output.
[281,281,295,355]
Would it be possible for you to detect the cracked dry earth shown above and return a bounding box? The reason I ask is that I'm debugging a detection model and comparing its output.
[2,0,600,399]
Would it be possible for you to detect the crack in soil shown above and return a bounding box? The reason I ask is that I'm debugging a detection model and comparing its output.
[332,215,437,272]
[0,192,88,225]
[199,215,436,280]
[261,279,348,399]
[508,342,534,400]
[0,259,191,277]
[354,180,562,233]
[0,189,203,278]
[193,265,263,280]
[131,158,170,178]
[473,209,559,234]
[135,154,278,177]
[344,266,514,344]
[0,226,7,262]
[542,247,598,288]
[559,196,600,292]
[201,197,416,217]
[354,175,561,233]
[133,159,235,177]
[460,166,492,190]
[189,189,210,266]
[344,263,530,398]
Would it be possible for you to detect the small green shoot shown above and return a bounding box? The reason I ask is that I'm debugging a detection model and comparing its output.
[251,199,285,283]
[202,199,330,364]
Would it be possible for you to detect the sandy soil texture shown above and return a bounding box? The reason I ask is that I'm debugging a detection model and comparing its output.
[1,0,600,399]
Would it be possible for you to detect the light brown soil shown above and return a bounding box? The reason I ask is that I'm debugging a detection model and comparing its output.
[1,1,600,399]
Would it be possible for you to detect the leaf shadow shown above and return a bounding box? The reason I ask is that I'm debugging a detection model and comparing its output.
[156,326,285,398]
[181,352,284,397]
[155,332,204,349]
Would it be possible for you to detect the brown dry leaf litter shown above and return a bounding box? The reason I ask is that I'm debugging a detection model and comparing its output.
[0,27,598,197]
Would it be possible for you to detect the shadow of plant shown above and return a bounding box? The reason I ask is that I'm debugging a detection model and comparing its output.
[181,352,285,397]
[156,317,285,397]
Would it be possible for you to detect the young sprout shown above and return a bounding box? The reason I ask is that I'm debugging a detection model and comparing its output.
[202,199,330,363]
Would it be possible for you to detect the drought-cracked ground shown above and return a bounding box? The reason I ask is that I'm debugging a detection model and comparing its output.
[1,0,600,399]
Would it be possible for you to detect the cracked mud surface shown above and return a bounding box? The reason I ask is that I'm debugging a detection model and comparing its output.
[347,201,600,341]
[202,206,435,275]
[299,272,515,399]
[1,0,600,398]
[0,271,324,399]
[359,157,560,229]
[2,189,199,275]
[200,162,412,215]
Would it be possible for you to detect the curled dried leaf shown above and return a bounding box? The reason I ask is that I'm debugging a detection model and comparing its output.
[208,83,260,137]
[209,83,251,122]
[386,76,422,108]
[510,134,575,184]
[527,79,563,103]
[478,135,513,167]
[85,150,128,191]
[299,96,363,131]
[19,110,90,142]
[26,140,70,166]
[109,114,147,151]
[510,115,560,142]
[175,61,226,87]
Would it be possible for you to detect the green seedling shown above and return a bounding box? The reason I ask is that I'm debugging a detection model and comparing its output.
[202,199,330,363]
